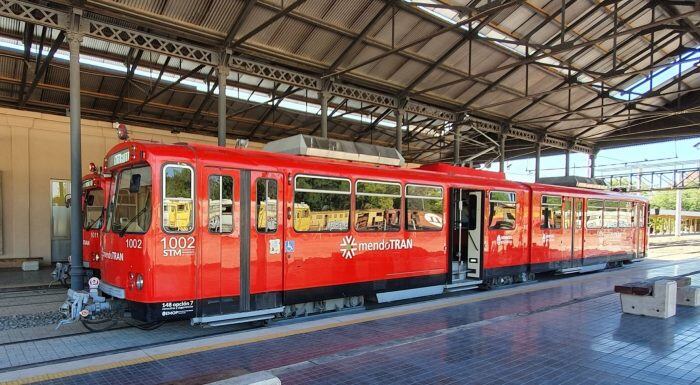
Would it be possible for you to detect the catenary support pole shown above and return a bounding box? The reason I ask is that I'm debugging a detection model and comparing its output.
[675,189,682,237]
[320,91,329,139]
[68,19,84,291]
[217,64,229,147]
[565,149,570,176]
[534,142,542,182]
[395,109,404,154]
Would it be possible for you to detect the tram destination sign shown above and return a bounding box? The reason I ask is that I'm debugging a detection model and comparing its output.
[108,149,130,168]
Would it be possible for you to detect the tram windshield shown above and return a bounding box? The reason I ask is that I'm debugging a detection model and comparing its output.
[110,166,152,235]
[83,189,105,230]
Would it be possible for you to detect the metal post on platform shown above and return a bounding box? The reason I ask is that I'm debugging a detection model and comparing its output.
[395,109,403,154]
[589,152,596,179]
[68,14,84,291]
[534,142,541,182]
[675,189,682,237]
[565,149,570,177]
[320,91,329,139]
[217,63,229,147]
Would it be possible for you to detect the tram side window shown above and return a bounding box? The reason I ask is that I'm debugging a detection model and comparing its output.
[111,166,152,234]
[604,201,619,228]
[540,195,562,229]
[619,202,633,228]
[294,175,350,232]
[587,199,603,228]
[488,191,516,230]
[406,184,443,231]
[355,180,401,232]
[256,178,277,233]
[208,175,234,233]
[84,189,105,230]
[639,203,646,228]
[163,165,194,233]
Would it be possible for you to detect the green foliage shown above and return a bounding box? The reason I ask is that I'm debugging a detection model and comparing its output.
[165,167,192,199]
[646,189,700,211]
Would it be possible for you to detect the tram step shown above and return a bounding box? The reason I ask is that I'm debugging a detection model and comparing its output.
[559,263,608,275]
[191,307,284,327]
[445,280,482,292]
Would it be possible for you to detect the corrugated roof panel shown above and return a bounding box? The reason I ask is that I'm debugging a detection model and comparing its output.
[294,28,344,65]
[201,0,247,34]
[263,19,316,57]
[387,60,428,87]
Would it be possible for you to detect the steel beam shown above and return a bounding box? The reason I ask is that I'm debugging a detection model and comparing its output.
[120,64,205,119]
[19,30,64,108]
[222,0,256,49]
[111,49,143,120]
[17,21,33,103]
[229,0,307,51]
[328,2,392,72]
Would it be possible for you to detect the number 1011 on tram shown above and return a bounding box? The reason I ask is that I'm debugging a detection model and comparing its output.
[60,134,647,328]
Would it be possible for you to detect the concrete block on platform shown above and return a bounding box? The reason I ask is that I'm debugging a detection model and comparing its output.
[620,280,676,319]
[677,286,700,307]
[207,371,280,385]
[21,260,39,271]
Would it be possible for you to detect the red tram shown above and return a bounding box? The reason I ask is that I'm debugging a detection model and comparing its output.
[74,136,647,326]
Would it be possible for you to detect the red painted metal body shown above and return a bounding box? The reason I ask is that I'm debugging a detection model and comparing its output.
[81,172,110,272]
[98,141,648,322]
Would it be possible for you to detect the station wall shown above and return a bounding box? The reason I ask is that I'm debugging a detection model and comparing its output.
[0,107,262,266]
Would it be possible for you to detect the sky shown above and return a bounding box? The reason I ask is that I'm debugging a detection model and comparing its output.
[482,138,700,182]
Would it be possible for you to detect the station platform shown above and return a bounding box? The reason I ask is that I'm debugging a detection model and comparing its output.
[0,238,699,385]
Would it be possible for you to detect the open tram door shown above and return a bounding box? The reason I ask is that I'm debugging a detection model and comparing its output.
[194,167,284,326]
[448,188,483,287]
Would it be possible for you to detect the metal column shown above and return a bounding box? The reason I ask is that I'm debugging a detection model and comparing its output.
[217,64,229,147]
[499,130,506,172]
[589,152,596,178]
[67,20,84,291]
[534,142,541,182]
[565,150,570,177]
[395,109,403,154]
[675,189,682,237]
[453,122,460,165]
[320,91,329,139]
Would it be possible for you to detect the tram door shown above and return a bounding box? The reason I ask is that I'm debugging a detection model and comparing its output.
[571,198,584,265]
[449,188,483,281]
[198,167,240,317]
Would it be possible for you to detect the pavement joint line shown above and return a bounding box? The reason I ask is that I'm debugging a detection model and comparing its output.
[1,259,700,384]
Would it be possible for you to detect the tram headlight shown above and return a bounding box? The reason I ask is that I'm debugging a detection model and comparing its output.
[135,274,144,290]
[129,272,135,289]
[93,253,100,261]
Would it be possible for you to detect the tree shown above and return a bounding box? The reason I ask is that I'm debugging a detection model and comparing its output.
[646,188,700,211]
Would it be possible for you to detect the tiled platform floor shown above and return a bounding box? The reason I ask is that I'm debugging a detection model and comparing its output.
[12,259,700,385]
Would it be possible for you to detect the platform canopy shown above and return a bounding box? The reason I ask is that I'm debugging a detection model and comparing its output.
[0,0,698,163]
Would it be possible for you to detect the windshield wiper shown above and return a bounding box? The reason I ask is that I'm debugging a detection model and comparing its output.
[119,191,150,237]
